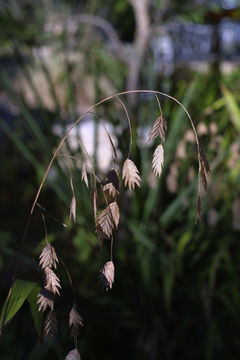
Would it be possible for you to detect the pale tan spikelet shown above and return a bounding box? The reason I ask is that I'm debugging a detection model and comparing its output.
[43,310,58,337]
[39,243,58,270]
[122,159,141,190]
[70,196,76,223]
[44,267,61,295]
[97,205,114,239]
[65,349,81,360]
[69,307,83,338]
[81,162,89,188]
[97,202,119,238]
[99,261,115,291]
[152,144,164,177]
[109,202,120,228]
[37,287,54,312]
[103,183,119,198]
[148,115,167,142]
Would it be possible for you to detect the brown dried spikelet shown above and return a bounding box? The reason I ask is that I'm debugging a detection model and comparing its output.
[148,115,167,143]
[152,144,164,177]
[65,349,81,360]
[97,202,119,239]
[69,307,83,338]
[39,243,58,270]
[103,183,119,198]
[99,261,115,291]
[37,287,54,312]
[122,159,141,190]
[44,267,61,295]
[43,310,58,337]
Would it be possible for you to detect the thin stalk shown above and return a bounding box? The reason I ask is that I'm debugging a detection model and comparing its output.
[115,96,132,158]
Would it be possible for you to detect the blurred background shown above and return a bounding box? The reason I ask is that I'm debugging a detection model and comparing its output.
[0,0,240,359]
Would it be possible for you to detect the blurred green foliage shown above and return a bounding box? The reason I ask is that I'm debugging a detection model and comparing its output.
[0,1,240,360]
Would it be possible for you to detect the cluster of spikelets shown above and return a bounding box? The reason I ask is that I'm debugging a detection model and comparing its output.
[38,242,83,359]
[37,103,209,358]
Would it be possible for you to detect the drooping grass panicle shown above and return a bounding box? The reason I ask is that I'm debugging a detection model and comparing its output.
[122,159,141,190]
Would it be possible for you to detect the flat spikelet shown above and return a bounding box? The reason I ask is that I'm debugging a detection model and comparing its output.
[69,307,83,338]
[39,243,58,270]
[37,287,54,311]
[109,202,120,228]
[148,115,167,142]
[152,144,164,176]
[65,349,81,360]
[122,159,141,190]
[97,202,119,238]
[99,261,115,291]
[44,267,61,295]
[43,310,57,337]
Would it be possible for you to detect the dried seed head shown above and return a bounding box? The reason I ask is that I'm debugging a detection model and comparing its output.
[39,243,58,270]
[122,159,141,190]
[65,349,81,360]
[148,115,167,143]
[69,307,83,338]
[96,202,119,239]
[99,261,115,291]
[152,144,164,177]
[43,310,58,337]
[37,287,54,312]
[44,267,61,296]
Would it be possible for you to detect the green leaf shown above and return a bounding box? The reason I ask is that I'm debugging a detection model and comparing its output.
[27,285,43,337]
[0,279,37,331]
[221,84,240,133]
